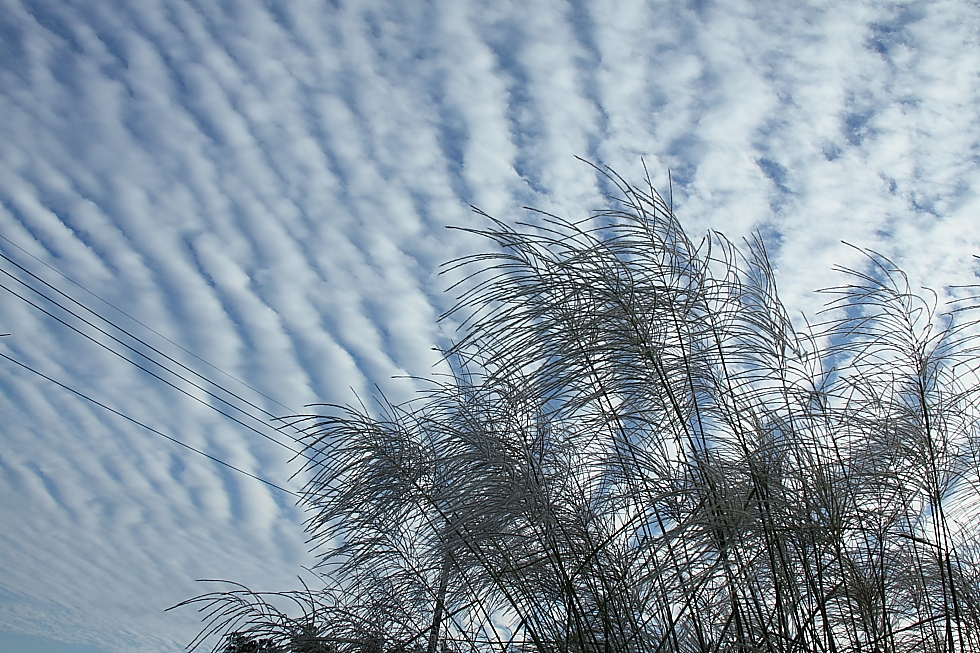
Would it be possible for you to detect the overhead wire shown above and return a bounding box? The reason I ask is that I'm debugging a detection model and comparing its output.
[0,250,304,435]
[0,243,324,493]
[0,232,292,412]
[0,257,316,463]
[0,350,301,498]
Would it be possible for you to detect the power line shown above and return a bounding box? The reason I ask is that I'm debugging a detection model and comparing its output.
[0,351,302,499]
[0,249,297,427]
[0,265,315,463]
[0,233,293,412]
[0,240,328,497]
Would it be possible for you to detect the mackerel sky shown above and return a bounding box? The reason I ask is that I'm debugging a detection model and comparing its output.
[1,1,979,651]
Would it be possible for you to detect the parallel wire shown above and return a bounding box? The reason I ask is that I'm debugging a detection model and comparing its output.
[0,249,295,426]
[0,245,325,490]
[0,350,301,498]
[0,233,292,412]
[0,249,307,434]
[0,263,315,462]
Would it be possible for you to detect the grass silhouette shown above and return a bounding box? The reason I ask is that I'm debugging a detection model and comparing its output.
[174,165,980,653]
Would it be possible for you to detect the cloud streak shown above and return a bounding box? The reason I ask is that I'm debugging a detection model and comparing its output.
[0,0,978,650]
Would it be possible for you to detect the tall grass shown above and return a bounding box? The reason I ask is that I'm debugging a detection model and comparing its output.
[176,166,980,653]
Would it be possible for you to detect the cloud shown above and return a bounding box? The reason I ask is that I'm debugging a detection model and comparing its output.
[1,0,978,650]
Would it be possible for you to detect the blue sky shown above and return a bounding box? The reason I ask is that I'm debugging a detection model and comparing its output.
[1,0,978,651]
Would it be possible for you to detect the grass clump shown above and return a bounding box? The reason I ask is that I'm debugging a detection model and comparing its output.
[177,166,980,653]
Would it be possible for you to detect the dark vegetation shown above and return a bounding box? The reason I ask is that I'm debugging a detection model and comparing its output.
[174,167,980,653]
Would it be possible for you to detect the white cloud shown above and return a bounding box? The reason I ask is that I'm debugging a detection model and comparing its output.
[1,0,979,650]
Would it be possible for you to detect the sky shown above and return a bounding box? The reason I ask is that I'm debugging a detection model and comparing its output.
[0,0,978,651]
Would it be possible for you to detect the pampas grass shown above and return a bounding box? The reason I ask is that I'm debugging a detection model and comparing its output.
[175,165,980,653]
